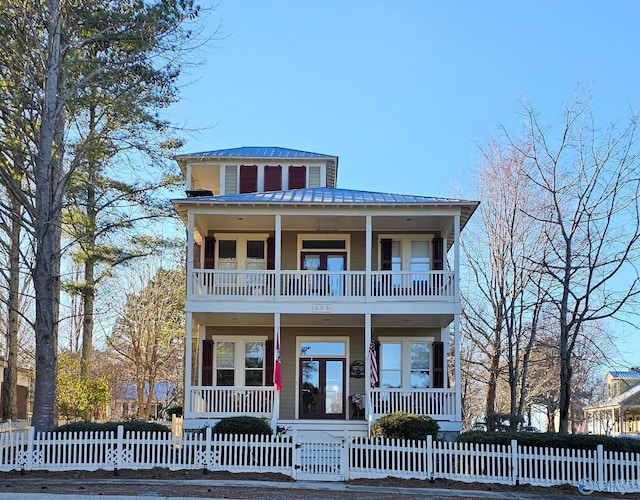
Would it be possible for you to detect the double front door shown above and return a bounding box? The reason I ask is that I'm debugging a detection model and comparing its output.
[299,358,345,419]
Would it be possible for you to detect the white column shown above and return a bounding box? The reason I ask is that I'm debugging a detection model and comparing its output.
[275,215,281,297]
[187,213,195,297]
[453,214,462,422]
[442,327,449,389]
[184,312,193,416]
[365,313,372,433]
[365,215,372,298]
[271,313,281,431]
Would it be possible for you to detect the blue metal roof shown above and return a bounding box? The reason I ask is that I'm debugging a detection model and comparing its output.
[177,187,472,205]
[175,146,336,160]
[609,371,640,380]
[116,382,176,401]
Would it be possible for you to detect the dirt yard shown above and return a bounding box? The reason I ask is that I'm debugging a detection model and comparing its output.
[1,468,636,499]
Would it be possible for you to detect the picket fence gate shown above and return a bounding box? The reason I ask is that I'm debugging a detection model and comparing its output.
[1,427,639,493]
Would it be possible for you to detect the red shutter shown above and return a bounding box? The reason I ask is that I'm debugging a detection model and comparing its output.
[265,339,274,387]
[202,339,214,386]
[266,236,275,270]
[432,341,444,388]
[288,166,306,189]
[239,165,258,193]
[204,237,215,269]
[432,237,444,270]
[380,239,392,270]
[264,165,282,191]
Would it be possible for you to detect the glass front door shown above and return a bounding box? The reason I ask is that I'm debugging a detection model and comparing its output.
[299,358,345,419]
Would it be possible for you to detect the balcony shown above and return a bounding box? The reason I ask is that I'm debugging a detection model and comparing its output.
[190,270,454,302]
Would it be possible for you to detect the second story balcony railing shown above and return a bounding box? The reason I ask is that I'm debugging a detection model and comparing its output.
[191,270,454,301]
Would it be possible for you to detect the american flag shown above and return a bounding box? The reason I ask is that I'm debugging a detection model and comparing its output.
[274,328,282,391]
[369,340,378,388]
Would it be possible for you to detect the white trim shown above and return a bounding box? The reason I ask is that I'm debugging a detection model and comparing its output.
[377,336,435,389]
[295,336,350,419]
[296,233,351,270]
[377,234,434,271]
[212,233,270,271]
[210,335,268,387]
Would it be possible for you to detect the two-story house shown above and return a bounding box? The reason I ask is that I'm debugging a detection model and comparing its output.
[171,147,479,437]
[584,369,640,436]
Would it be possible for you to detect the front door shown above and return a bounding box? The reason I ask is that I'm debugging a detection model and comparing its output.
[299,358,345,419]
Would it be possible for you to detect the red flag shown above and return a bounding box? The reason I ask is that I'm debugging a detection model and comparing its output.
[274,328,282,391]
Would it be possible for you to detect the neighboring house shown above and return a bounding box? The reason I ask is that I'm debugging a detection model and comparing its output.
[0,359,33,421]
[108,382,176,421]
[583,369,640,436]
[171,146,479,436]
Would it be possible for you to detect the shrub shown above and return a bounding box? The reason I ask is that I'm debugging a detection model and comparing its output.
[54,420,170,434]
[371,411,439,441]
[165,405,183,418]
[212,416,273,436]
[457,430,640,453]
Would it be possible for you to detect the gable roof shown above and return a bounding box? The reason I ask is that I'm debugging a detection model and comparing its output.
[607,380,640,407]
[175,146,337,160]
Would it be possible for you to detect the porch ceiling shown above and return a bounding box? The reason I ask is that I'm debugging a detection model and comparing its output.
[191,312,452,328]
[190,213,452,235]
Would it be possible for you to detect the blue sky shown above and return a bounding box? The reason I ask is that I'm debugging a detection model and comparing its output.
[167,1,640,367]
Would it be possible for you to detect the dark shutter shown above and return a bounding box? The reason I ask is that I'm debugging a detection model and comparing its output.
[380,239,392,270]
[288,166,306,189]
[265,339,274,386]
[432,237,444,270]
[432,341,444,388]
[266,236,275,270]
[202,339,214,386]
[239,165,258,193]
[264,165,282,191]
[204,237,215,269]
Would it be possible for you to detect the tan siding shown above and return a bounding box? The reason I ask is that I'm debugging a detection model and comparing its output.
[350,232,366,271]
[281,231,298,269]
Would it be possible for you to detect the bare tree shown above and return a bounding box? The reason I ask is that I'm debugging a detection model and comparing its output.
[510,89,640,434]
[462,140,547,429]
[107,258,185,420]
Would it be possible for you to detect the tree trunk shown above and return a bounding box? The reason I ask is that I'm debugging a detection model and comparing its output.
[31,0,63,432]
[2,191,21,421]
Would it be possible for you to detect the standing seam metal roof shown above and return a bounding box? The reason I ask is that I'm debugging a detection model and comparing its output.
[175,146,336,159]
[175,187,474,205]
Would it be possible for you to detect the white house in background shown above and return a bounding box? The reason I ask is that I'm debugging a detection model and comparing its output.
[584,369,640,436]
[171,147,479,437]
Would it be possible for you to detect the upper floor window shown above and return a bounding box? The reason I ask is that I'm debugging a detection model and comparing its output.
[222,164,323,194]
[204,233,269,270]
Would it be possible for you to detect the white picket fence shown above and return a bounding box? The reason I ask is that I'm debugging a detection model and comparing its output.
[1,427,639,493]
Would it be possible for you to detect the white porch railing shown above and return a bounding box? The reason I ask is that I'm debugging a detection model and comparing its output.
[189,386,275,418]
[370,388,456,421]
[191,269,454,300]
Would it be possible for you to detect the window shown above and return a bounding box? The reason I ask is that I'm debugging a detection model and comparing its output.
[379,236,433,289]
[224,165,238,194]
[379,337,433,389]
[308,165,321,188]
[218,240,237,270]
[214,338,265,386]
[216,341,236,386]
[211,234,269,271]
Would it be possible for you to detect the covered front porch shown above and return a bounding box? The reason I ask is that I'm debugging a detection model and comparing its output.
[183,311,462,433]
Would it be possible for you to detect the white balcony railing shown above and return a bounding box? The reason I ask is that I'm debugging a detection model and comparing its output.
[191,270,454,300]
[188,386,275,418]
[370,388,457,421]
